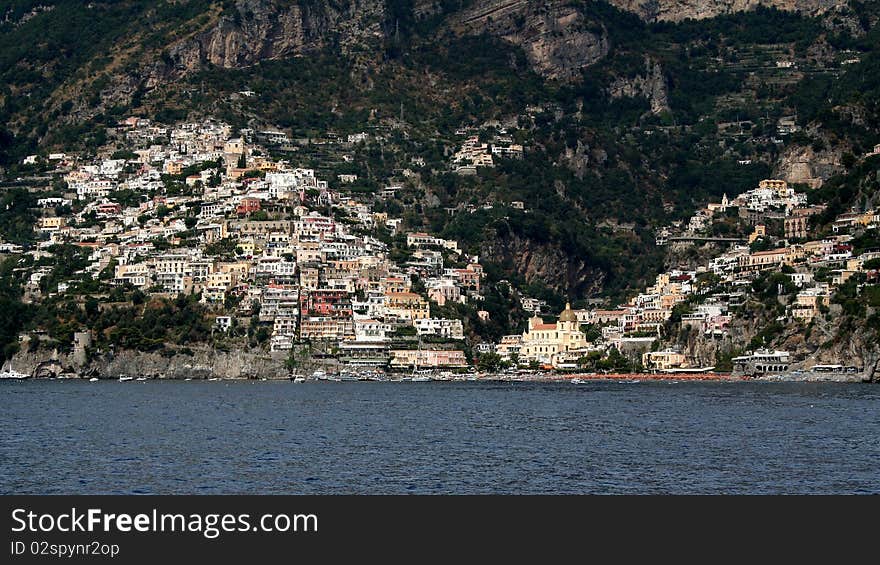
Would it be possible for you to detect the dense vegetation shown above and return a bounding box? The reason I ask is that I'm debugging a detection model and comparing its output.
[0,257,33,362]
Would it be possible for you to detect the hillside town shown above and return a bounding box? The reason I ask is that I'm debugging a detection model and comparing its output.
[4,117,880,381]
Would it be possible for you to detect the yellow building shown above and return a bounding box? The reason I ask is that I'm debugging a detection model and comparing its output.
[748,224,766,244]
[791,291,829,323]
[643,350,687,371]
[38,217,66,231]
[519,303,588,367]
[758,179,789,196]
[164,161,184,175]
[385,292,429,322]
[235,239,256,256]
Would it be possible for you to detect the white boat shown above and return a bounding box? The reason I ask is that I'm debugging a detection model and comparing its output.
[571,378,585,384]
[0,364,29,380]
[89,377,99,382]
[293,376,306,383]
[135,377,147,381]
[118,376,133,382]
[411,370,433,382]
[312,370,327,380]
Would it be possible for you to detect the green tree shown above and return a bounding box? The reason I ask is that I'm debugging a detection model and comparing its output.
[477,352,502,372]
[284,344,311,375]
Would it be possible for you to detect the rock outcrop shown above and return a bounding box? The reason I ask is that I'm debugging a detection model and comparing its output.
[674,298,880,382]
[607,0,848,22]
[158,0,386,76]
[11,345,293,380]
[607,57,670,115]
[774,142,845,188]
[450,0,610,80]
[479,232,606,297]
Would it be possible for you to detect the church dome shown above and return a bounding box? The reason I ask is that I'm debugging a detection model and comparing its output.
[558,302,577,323]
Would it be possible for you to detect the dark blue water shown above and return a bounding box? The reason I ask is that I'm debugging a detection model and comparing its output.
[1,380,878,494]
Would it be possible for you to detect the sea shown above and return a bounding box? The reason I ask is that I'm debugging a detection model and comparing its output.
[2,380,878,494]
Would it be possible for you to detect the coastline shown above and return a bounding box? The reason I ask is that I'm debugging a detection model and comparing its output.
[6,344,873,383]
[5,370,871,383]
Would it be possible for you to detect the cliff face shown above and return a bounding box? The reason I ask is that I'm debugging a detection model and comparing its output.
[479,233,606,296]
[774,142,845,188]
[607,57,670,115]
[38,0,858,124]
[675,300,880,382]
[12,345,292,380]
[607,0,848,22]
[158,0,385,76]
[450,0,610,80]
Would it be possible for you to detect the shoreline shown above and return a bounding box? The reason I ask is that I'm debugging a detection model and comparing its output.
[4,370,872,383]
[11,347,875,383]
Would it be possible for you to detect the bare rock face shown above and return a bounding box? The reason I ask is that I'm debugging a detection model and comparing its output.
[162,0,385,75]
[479,232,605,296]
[561,140,592,179]
[607,0,849,22]
[607,57,670,115]
[451,0,610,80]
[11,345,291,379]
[774,142,845,188]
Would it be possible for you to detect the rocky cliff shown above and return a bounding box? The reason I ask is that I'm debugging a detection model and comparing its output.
[55,0,389,128]
[11,345,293,380]
[607,0,848,22]
[774,142,845,188]
[607,57,670,115]
[173,0,384,71]
[479,232,606,296]
[449,0,610,80]
[676,300,880,382]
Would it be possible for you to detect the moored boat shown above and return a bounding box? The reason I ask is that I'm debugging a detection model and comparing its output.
[0,364,29,380]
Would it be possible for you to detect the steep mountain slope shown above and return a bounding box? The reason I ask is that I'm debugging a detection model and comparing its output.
[2,0,879,304]
[608,0,847,22]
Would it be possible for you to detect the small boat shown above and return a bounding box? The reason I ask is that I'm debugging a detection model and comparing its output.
[135,377,147,381]
[89,377,99,382]
[0,364,29,380]
[118,376,133,382]
[571,378,585,384]
[293,376,306,383]
[411,370,432,382]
